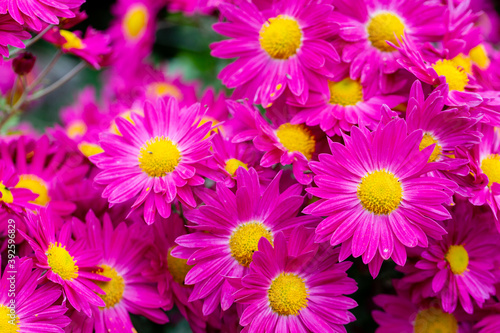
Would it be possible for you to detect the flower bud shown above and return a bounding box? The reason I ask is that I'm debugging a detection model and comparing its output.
[12,52,36,76]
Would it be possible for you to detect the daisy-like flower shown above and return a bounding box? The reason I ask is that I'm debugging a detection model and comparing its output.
[0,14,30,58]
[0,161,37,214]
[19,209,109,317]
[72,211,169,332]
[304,118,457,277]
[332,0,445,80]
[0,257,71,332]
[0,0,84,31]
[172,168,321,315]
[232,227,357,332]
[399,204,499,314]
[211,0,339,106]
[91,97,219,224]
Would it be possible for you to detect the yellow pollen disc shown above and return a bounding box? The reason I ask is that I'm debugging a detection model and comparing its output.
[16,174,50,206]
[167,246,194,285]
[78,142,104,157]
[328,78,364,106]
[481,154,500,187]
[138,136,181,177]
[445,245,469,275]
[95,265,125,309]
[59,30,84,50]
[123,4,148,39]
[414,307,458,333]
[259,15,302,60]
[46,242,79,281]
[67,120,87,139]
[225,158,248,177]
[419,133,442,162]
[469,44,490,69]
[451,54,472,74]
[367,12,405,52]
[0,305,19,333]
[276,123,316,160]
[146,82,183,100]
[268,273,309,316]
[0,182,14,204]
[431,60,469,92]
[229,222,273,267]
[357,169,403,215]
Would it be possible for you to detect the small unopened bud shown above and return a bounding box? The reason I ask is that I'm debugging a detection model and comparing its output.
[12,52,36,75]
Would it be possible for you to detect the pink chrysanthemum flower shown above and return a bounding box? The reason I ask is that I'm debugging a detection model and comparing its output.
[19,209,109,317]
[211,0,339,106]
[0,257,71,332]
[231,227,357,332]
[0,0,84,31]
[399,205,499,314]
[72,211,169,332]
[0,161,37,214]
[304,118,457,277]
[91,97,219,224]
[332,0,445,80]
[172,168,320,315]
[0,14,30,57]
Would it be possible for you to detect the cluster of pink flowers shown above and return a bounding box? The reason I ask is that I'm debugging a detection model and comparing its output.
[1,0,500,332]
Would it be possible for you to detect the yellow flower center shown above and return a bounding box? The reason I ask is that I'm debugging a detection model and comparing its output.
[268,273,308,316]
[469,44,490,69]
[78,142,104,157]
[432,59,469,91]
[367,12,405,52]
[451,54,472,74]
[357,169,403,215]
[67,120,87,139]
[46,242,78,281]
[259,15,302,60]
[276,123,316,160]
[328,78,364,106]
[59,30,84,50]
[481,154,500,187]
[419,133,442,162]
[414,307,458,333]
[95,265,125,309]
[224,158,248,177]
[138,136,181,177]
[146,82,183,100]
[445,245,469,275]
[123,4,149,39]
[0,182,14,204]
[16,174,50,206]
[167,246,193,285]
[229,222,273,267]
[0,305,19,333]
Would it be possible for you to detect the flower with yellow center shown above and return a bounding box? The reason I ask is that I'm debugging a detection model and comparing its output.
[138,136,181,177]
[259,15,302,60]
[357,169,403,215]
[78,142,104,158]
[123,4,149,39]
[16,174,50,206]
[146,82,183,100]
[225,158,248,177]
[0,182,14,204]
[445,245,469,275]
[276,123,316,160]
[328,78,364,106]
[268,273,308,316]
[60,30,85,50]
[67,120,87,139]
[46,242,79,281]
[95,265,125,309]
[419,133,442,162]
[167,246,194,285]
[469,44,490,69]
[0,305,19,333]
[480,154,500,187]
[229,222,273,267]
[432,59,469,91]
[367,12,405,52]
[414,307,458,333]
